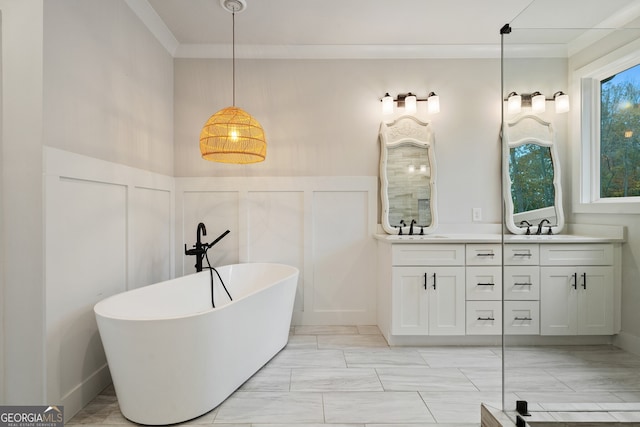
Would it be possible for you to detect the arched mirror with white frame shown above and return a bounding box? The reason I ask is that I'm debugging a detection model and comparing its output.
[379,115,438,235]
[503,114,565,235]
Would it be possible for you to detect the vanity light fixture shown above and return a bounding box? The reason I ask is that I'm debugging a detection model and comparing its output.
[380,92,441,115]
[505,91,570,115]
[199,0,267,164]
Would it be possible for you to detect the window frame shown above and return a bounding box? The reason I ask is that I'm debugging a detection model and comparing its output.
[573,37,640,214]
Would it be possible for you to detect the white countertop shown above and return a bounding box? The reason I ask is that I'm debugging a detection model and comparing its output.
[374,233,624,243]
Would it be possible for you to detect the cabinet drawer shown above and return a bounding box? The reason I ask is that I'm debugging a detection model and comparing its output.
[540,244,613,266]
[504,245,539,265]
[392,244,465,266]
[466,301,502,335]
[466,266,502,300]
[466,244,502,266]
[504,266,540,300]
[504,301,540,335]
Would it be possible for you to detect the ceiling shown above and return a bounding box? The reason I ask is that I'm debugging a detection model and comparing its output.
[133,0,640,58]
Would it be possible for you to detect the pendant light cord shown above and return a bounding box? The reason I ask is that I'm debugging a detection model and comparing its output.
[232,11,236,106]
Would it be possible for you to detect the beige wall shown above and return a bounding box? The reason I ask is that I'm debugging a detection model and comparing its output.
[174,58,512,225]
[1,0,45,404]
[44,0,174,175]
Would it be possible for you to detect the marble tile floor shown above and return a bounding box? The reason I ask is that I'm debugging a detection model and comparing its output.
[69,325,640,427]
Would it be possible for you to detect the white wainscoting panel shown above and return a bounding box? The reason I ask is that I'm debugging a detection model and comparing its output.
[43,147,174,419]
[175,177,377,325]
[310,190,376,324]
[131,186,173,289]
[248,191,305,312]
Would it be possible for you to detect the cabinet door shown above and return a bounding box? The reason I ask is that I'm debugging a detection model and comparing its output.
[392,267,429,335]
[540,267,578,335]
[578,266,614,335]
[428,267,466,335]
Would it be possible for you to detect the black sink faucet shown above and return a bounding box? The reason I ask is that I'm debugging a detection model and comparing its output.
[536,219,550,235]
[519,220,532,235]
[398,220,406,235]
[409,219,416,235]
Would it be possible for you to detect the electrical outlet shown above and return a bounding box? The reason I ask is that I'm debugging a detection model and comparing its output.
[472,207,482,222]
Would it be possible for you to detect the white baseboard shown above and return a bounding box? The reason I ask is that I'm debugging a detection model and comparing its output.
[613,331,640,356]
[61,364,112,422]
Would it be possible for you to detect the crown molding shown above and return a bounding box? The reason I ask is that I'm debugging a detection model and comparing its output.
[174,43,571,59]
[124,0,179,56]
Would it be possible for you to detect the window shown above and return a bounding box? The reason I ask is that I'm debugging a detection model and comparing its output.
[599,64,640,198]
[575,37,640,214]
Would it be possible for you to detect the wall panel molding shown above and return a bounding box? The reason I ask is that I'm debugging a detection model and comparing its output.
[43,147,174,418]
[175,176,378,325]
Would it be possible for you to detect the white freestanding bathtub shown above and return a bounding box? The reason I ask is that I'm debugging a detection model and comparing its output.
[94,263,299,425]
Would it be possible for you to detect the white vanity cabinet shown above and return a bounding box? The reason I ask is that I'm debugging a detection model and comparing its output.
[540,244,614,335]
[376,234,622,343]
[390,244,465,335]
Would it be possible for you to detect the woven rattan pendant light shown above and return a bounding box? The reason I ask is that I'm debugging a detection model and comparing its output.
[199,0,266,164]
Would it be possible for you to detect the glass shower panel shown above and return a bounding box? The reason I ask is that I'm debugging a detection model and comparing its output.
[501,4,640,422]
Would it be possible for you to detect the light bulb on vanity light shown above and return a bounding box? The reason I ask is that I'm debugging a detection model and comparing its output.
[382,93,394,115]
[531,91,546,113]
[554,91,570,113]
[427,92,440,114]
[405,93,417,114]
[507,92,521,114]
